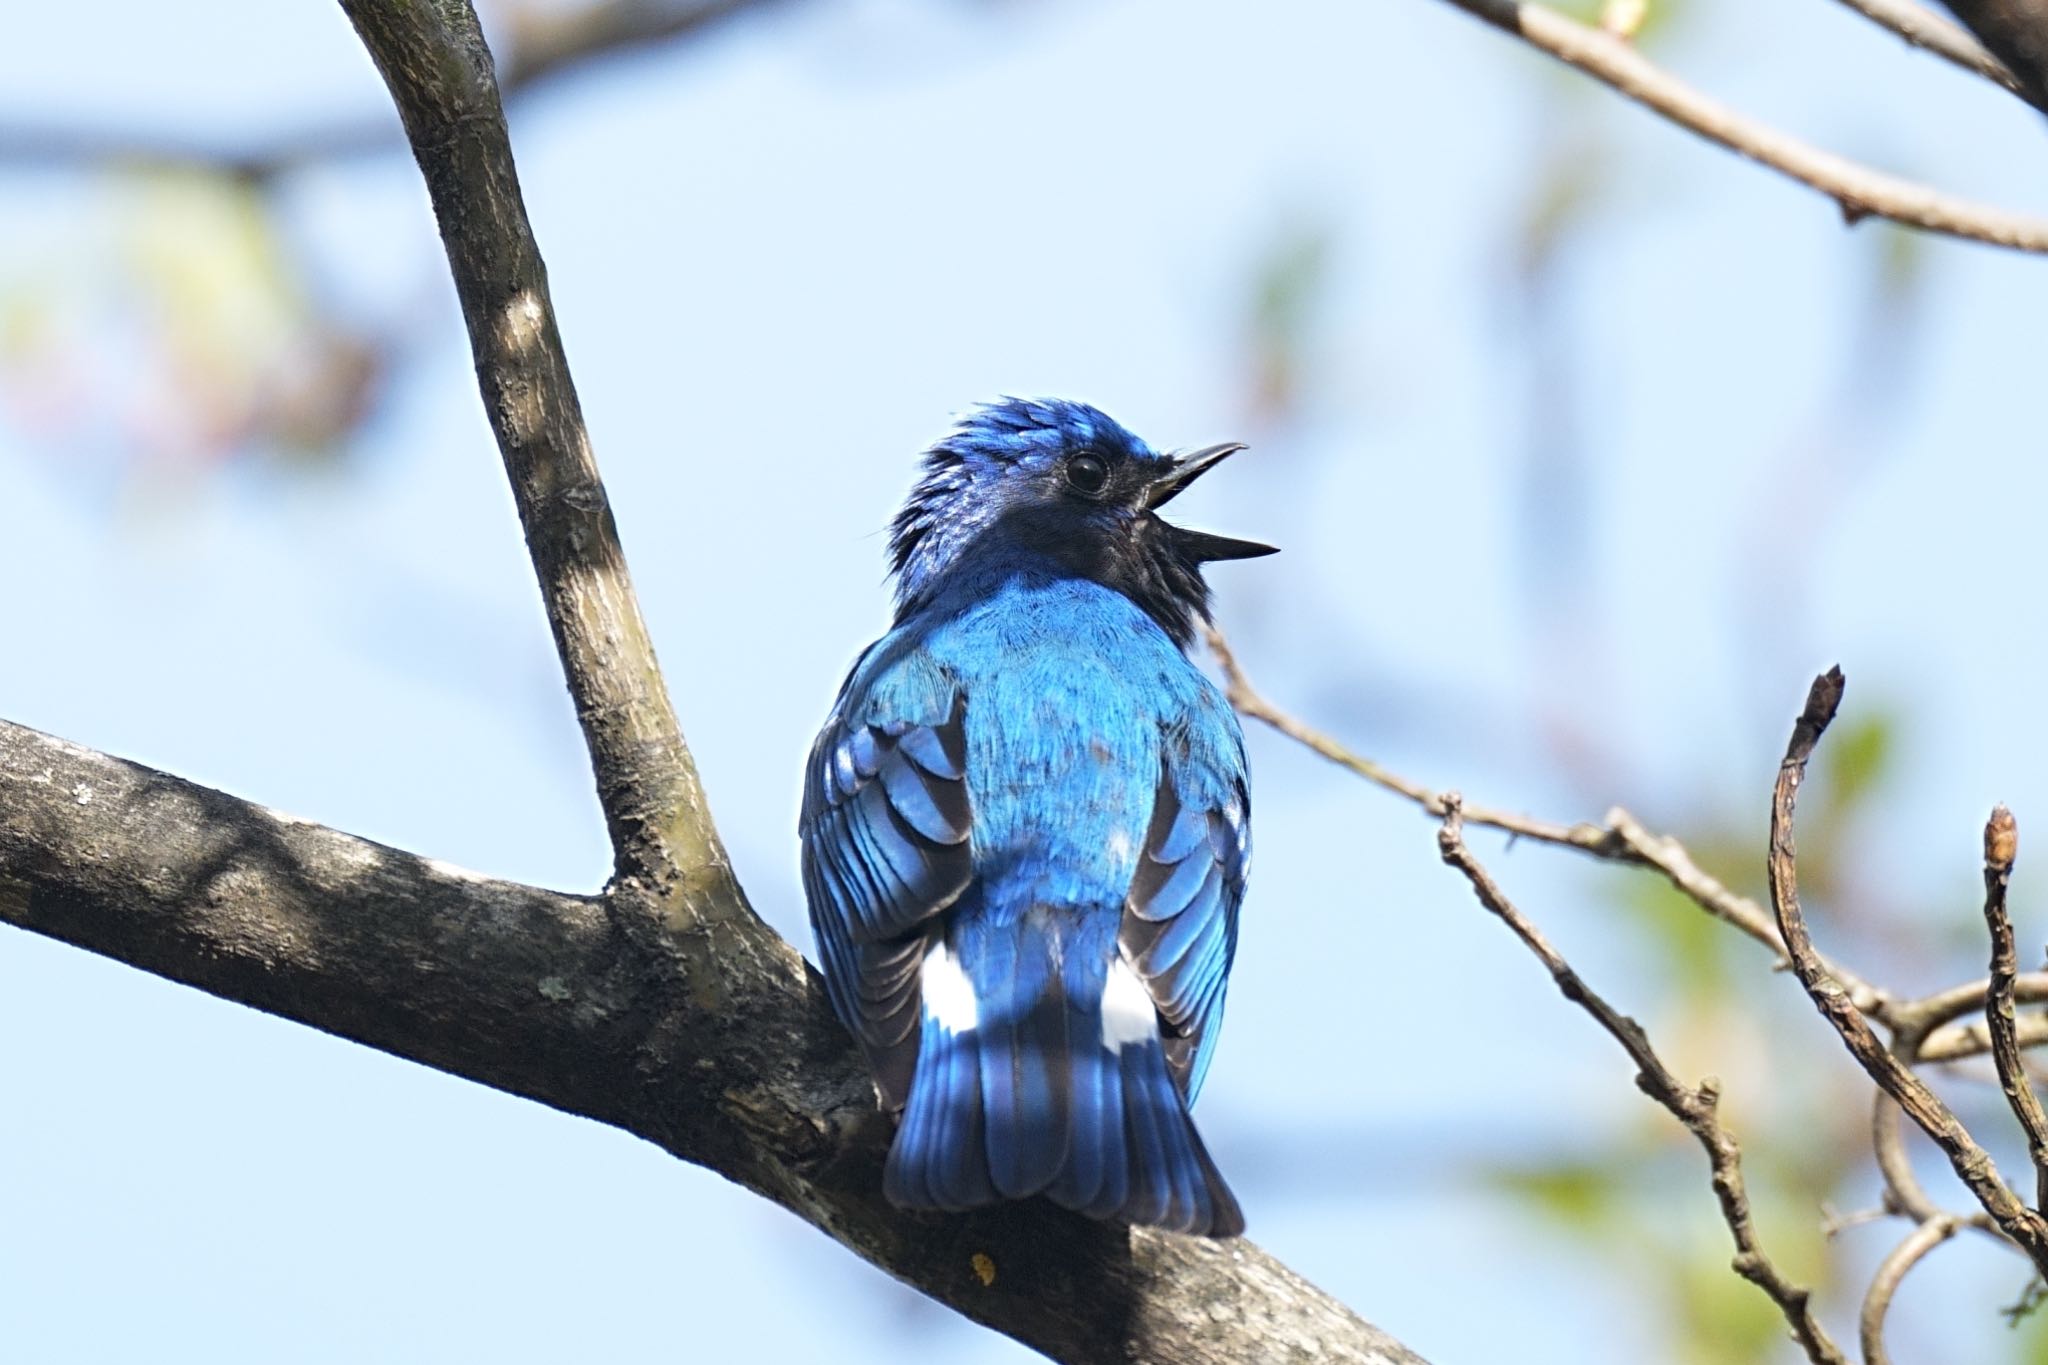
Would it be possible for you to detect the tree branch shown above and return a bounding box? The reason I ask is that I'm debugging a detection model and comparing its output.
[1430,0,2048,254]
[337,0,731,919]
[1207,625,1889,1012]
[1829,0,2040,108]
[1436,796,1845,1365]
[1941,0,2048,113]
[0,3,1434,1360]
[1981,804,2048,1211]
[0,0,783,178]
[1858,1214,1967,1365]
[0,715,1428,1365]
[1766,668,2048,1273]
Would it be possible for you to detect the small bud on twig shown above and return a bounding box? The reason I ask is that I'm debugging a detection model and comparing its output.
[1989,804,2020,873]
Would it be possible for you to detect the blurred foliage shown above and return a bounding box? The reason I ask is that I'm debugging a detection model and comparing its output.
[1243,216,1335,427]
[0,171,382,491]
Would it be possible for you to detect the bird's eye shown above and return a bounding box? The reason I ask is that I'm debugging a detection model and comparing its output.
[1065,453,1110,495]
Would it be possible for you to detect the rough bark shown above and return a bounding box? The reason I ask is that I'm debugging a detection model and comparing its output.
[0,719,1423,1364]
[0,3,1430,1361]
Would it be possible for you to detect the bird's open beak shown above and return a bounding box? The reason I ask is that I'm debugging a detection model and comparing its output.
[1144,442,1246,509]
[1146,441,1279,561]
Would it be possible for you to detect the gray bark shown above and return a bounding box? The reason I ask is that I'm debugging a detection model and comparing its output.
[0,3,1431,1362]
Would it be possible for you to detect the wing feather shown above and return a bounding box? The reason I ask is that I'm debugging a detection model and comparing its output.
[802,658,972,1107]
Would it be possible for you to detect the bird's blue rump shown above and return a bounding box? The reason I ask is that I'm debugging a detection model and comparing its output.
[800,399,1269,1238]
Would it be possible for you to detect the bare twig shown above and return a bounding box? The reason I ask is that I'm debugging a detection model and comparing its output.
[1431,0,2048,254]
[1919,1007,2048,1063]
[1766,667,2048,1272]
[1859,1214,1967,1365]
[1208,627,1888,1010]
[1206,627,1619,852]
[1829,0,2040,108]
[1981,805,2048,1211]
[1437,796,1846,1365]
[1892,971,2048,1039]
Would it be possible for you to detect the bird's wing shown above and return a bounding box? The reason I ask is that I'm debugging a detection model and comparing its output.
[1119,688,1250,1103]
[800,643,973,1107]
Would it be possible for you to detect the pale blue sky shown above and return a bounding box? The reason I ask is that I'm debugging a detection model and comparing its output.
[6,2,2048,1361]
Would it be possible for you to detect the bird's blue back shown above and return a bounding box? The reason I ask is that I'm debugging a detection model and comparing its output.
[800,400,1257,1236]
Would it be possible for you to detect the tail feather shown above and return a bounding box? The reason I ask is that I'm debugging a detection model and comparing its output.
[885,1007,996,1210]
[980,977,1071,1197]
[884,936,1244,1237]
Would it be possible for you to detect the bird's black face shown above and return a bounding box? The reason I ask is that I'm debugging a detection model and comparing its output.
[890,399,1276,646]
[1001,436,1277,647]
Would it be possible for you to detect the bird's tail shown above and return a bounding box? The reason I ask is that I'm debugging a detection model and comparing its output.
[883,925,1243,1237]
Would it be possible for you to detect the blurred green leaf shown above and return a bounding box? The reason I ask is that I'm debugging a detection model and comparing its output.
[1488,1157,1628,1238]
[1816,708,1895,826]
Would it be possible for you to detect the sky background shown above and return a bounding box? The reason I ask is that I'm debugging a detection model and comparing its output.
[7,1,2048,1361]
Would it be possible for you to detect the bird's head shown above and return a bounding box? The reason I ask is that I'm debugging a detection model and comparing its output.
[888,397,1275,645]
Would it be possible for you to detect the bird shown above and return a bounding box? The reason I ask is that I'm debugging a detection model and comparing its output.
[799,397,1274,1237]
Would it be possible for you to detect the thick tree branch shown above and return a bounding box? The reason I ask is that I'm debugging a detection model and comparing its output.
[1431,0,2048,254]
[0,3,1432,1360]
[338,0,731,918]
[1830,0,2040,108]
[0,0,782,178]
[1436,797,1845,1365]
[0,718,1427,1365]
[1766,668,2048,1273]
[1942,0,2048,112]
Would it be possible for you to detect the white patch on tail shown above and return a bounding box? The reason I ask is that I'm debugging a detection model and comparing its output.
[1101,958,1159,1053]
[922,940,979,1034]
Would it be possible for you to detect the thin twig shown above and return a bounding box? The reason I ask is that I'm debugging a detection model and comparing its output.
[1765,668,2048,1273]
[1206,627,1619,852]
[1433,0,2048,254]
[1892,970,2048,1039]
[1437,796,1846,1365]
[1859,1214,1966,1365]
[1208,626,1889,1011]
[1982,805,2048,1211]
[1830,0,2040,108]
[1919,1008,2048,1063]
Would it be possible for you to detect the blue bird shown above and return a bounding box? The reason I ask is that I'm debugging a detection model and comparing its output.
[800,398,1274,1237]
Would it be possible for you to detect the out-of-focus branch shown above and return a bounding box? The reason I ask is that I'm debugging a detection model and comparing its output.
[1942,0,2048,113]
[1436,797,1845,1365]
[1981,804,2048,1211]
[1207,626,1889,1011]
[1859,1214,1968,1365]
[1429,0,2048,254]
[1766,668,2048,1273]
[0,0,785,179]
[1829,0,2041,108]
[1919,1004,2048,1062]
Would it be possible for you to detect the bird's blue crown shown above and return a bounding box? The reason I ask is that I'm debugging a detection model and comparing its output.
[886,397,1272,646]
